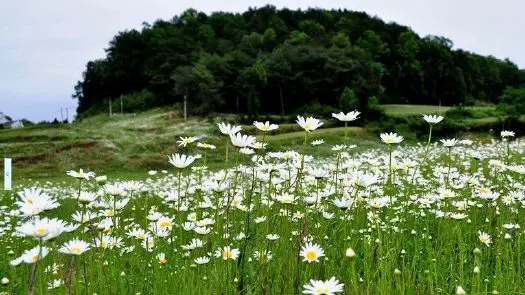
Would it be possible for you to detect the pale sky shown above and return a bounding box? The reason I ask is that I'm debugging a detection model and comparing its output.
[1,0,523,122]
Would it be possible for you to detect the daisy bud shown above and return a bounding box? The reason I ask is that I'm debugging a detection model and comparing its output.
[1,277,9,285]
[456,286,467,295]
[120,271,126,277]
[492,290,499,294]
[393,268,401,275]
[345,248,356,258]
[473,266,480,274]
[473,248,481,255]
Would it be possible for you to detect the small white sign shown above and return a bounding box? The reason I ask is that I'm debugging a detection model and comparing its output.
[4,158,11,191]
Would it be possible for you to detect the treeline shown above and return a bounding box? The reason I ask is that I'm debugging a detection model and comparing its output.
[73,6,525,118]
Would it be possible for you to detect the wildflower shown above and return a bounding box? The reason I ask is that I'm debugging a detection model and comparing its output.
[197,142,216,150]
[157,253,167,264]
[230,133,257,148]
[311,139,324,146]
[1,278,9,285]
[253,250,273,262]
[333,198,353,210]
[423,114,444,124]
[253,121,279,132]
[10,246,49,265]
[332,111,360,122]
[156,217,173,230]
[47,279,63,289]
[16,188,59,216]
[66,169,95,180]
[500,130,515,138]
[17,218,68,240]
[380,132,403,144]
[266,234,280,241]
[177,136,198,147]
[440,138,457,147]
[168,154,196,169]
[217,122,241,135]
[104,183,127,196]
[95,175,107,185]
[478,231,492,247]
[214,246,240,260]
[194,256,210,264]
[254,142,268,149]
[239,147,255,155]
[58,239,91,255]
[300,242,325,263]
[77,192,98,204]
[297,116,323,132]
[275,193,296,204]
[303,277,344,295]
[181,238,205,250]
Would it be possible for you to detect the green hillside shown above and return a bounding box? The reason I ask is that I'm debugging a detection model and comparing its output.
[0,108,379,181]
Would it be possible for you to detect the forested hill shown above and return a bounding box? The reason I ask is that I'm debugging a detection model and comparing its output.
[73,6,525,118]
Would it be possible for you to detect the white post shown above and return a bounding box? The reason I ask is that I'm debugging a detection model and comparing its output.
[4,158,12,190]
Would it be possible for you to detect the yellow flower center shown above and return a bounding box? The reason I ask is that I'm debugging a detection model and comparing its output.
[305,250,318,261]
[35,227,48,237]
[223,251,233,259]
[159,220,171,228]
[70,246,82,255]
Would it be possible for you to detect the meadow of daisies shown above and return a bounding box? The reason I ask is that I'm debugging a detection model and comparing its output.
[0,112,524,295]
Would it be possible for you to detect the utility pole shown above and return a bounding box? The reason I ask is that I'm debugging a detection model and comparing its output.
[109,98,113,117]
[66,108,69,123]
[183,94,187,123]
[60,108,64,121]
[120,95,123,114]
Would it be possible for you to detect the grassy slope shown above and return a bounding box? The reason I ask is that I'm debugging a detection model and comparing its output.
[1,103,518,183]
[381,104,495,117]
[0,108,380,182]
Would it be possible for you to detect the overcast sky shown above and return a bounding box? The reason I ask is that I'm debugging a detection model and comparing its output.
[1,0,523,122]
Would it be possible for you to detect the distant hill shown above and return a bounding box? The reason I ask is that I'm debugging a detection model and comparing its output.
[72,6,525,119]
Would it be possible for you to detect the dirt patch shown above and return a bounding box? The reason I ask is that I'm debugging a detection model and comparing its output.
[55,141,98,153]
[15,154,47,164]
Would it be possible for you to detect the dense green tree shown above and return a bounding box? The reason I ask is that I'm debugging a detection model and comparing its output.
[73,6,525,118]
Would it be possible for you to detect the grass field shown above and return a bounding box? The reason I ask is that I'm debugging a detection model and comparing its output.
[0,116,523,294]
[380,104,496,117]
